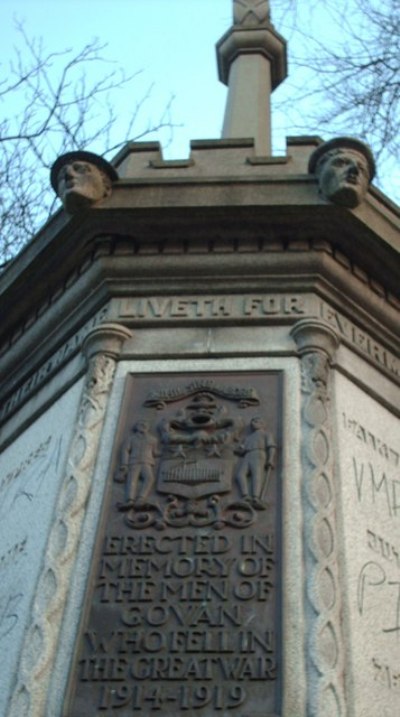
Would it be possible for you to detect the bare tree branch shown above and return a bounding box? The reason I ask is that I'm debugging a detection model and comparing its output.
[272,0,400,202]
[0,22,176,265]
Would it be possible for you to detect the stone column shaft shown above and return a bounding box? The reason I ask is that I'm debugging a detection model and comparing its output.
[216,2,287,157]
[222,52,272,155]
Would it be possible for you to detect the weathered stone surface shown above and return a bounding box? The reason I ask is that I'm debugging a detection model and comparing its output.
[335,373,400,717]
[0,379,83,716]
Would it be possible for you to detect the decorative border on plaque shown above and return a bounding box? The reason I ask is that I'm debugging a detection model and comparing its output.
[63,371,282,716]
[8,324,131,717]
[292,320,346,717]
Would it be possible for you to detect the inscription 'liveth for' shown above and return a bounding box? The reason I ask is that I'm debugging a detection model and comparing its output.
[119,294,306,320]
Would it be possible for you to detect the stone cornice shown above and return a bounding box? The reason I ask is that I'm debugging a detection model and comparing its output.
[0,248,399,434]
[1,202,398,327]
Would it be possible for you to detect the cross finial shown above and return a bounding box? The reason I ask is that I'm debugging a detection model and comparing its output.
[233,0,271,27]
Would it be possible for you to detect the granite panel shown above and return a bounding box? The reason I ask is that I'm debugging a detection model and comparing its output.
[0,379,83,715]
[335,372,400,717]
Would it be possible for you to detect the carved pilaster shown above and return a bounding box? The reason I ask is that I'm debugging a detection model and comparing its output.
[8,323,132,717]
[291,320,345,717]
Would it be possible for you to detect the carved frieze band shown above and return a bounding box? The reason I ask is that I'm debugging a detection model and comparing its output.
[1,295,398,433]
[8,324,132,717]
[291,320,346,717]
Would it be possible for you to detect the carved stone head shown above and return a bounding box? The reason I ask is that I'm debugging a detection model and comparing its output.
[250,416,265,431]
[50,151,118,213]
[133,420,150,434]
[308,137,375,208]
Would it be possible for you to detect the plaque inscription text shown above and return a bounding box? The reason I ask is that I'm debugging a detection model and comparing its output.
[65,373,281,716]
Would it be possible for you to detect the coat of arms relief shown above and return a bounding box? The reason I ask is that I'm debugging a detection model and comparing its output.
[114,379,276,530]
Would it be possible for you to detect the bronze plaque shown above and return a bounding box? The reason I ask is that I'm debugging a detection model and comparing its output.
[65,373,282,716]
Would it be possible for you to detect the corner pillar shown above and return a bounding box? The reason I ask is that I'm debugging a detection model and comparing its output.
[9,323,132,717]
[290,319,347,716]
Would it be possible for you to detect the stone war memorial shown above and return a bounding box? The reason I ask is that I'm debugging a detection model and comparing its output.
[0,1,399,716]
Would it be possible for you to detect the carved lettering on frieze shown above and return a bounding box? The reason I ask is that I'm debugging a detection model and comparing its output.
[118,294,306,322]
[320,302,400,380]
[65,372,281,716]
[0,305,109,426]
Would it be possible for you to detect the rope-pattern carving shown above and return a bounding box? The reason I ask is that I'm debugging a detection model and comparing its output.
[8,352,116,717]
[300,351,346,717]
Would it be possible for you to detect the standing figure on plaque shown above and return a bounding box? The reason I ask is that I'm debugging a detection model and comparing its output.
[115,420,158,509]
[236,416,276,509]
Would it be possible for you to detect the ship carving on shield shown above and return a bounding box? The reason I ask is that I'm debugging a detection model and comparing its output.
[114,379,276,529]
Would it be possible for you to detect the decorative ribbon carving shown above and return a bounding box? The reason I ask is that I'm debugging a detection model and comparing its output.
[291,320,346,717]
[8,323,131,717]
